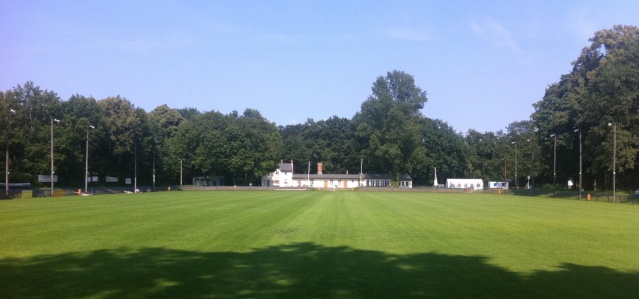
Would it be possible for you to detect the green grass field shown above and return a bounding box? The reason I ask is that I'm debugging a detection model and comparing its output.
[1,191,638,298]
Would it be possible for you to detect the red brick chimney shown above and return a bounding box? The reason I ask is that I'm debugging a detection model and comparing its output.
[317,162,323,175]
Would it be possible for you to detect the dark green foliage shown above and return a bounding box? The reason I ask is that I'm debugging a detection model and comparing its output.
[532,25,639,190]
[355,70,428,181]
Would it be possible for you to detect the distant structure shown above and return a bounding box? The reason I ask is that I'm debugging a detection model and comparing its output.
[487,181,508,189]
[192,175,224,186]
[261,160,412,188]
[446,178,484,190]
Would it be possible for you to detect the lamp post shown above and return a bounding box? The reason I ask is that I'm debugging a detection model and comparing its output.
[550,134,557,187]
[575,129,582,200]
[512,141,517,189]
[84,125,94,194]
[134,139,137,192]
[180,158,183,186]
[608,123,616,202]
[50,118,60,197]
[5,109,16,196]
[153,139,157,191]
[527,139,534,189]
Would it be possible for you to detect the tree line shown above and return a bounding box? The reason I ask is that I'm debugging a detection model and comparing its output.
[2,25,639,191]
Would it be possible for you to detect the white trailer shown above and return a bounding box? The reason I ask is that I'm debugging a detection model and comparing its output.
[487,181,508,189]
[446,179,484,190]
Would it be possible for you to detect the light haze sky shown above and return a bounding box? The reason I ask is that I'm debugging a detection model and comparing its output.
[2,1,639,133]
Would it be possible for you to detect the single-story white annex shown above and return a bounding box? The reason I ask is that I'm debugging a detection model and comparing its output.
[261,160,412,188]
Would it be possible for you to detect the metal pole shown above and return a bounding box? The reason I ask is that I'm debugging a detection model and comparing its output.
[512,142,517,189]
[614,124,616,202]
[50,118,57,197]
[612,123,616,202]
[532,143,535,189]
[504,159,507,189]
[5,110,12,196]
[180,159,183,186]
[527,139,534,189]
[551,134,556,187]
[575,129,582,200]
[579,130,582,200]
[153,139,156,191]
[84,125,94,194]
[134,139,137,191]
[85,129,89,194]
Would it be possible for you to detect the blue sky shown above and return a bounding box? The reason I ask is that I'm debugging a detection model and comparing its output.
[2,1,639,133]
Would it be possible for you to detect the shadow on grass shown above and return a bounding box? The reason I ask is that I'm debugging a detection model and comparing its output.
[1,243,637,298]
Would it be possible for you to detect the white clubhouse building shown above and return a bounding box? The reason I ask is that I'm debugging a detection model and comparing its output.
[262,160,413,189]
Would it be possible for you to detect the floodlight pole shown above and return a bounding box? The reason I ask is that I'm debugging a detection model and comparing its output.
[504,159,507,188]
[550,134,557,187]
[527,139,534,189]
[50,118,60,197]
[5,109,15,196]
[180,158,183,186]
[84,125,94,194]
[575,129,582,200]
[512,141,517,189]
[609,123,616,202]
[153,139,157,191]
[134,139,137,191]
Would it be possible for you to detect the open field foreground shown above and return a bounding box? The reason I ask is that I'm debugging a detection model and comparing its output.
[1,191,638,298]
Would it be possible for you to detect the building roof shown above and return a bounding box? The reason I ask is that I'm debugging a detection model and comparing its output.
[278,162,293,172]
[293,174,360,180]
[291,173,412,181]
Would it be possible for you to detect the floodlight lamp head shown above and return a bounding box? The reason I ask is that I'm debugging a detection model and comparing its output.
[53,118,60,123]
[511,141,516,144]
[608,123,613,127]
[10,109,16,113]
[527,139,531,142]
[89,125,95,129]
[550,134,555,137]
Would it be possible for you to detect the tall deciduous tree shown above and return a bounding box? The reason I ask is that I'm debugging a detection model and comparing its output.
[10,82,62,182]
[98,96,140,179]
[57,94,103,186]
[355,70,428,182]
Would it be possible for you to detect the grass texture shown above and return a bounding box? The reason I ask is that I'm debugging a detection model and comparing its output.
[1,191,638,298]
